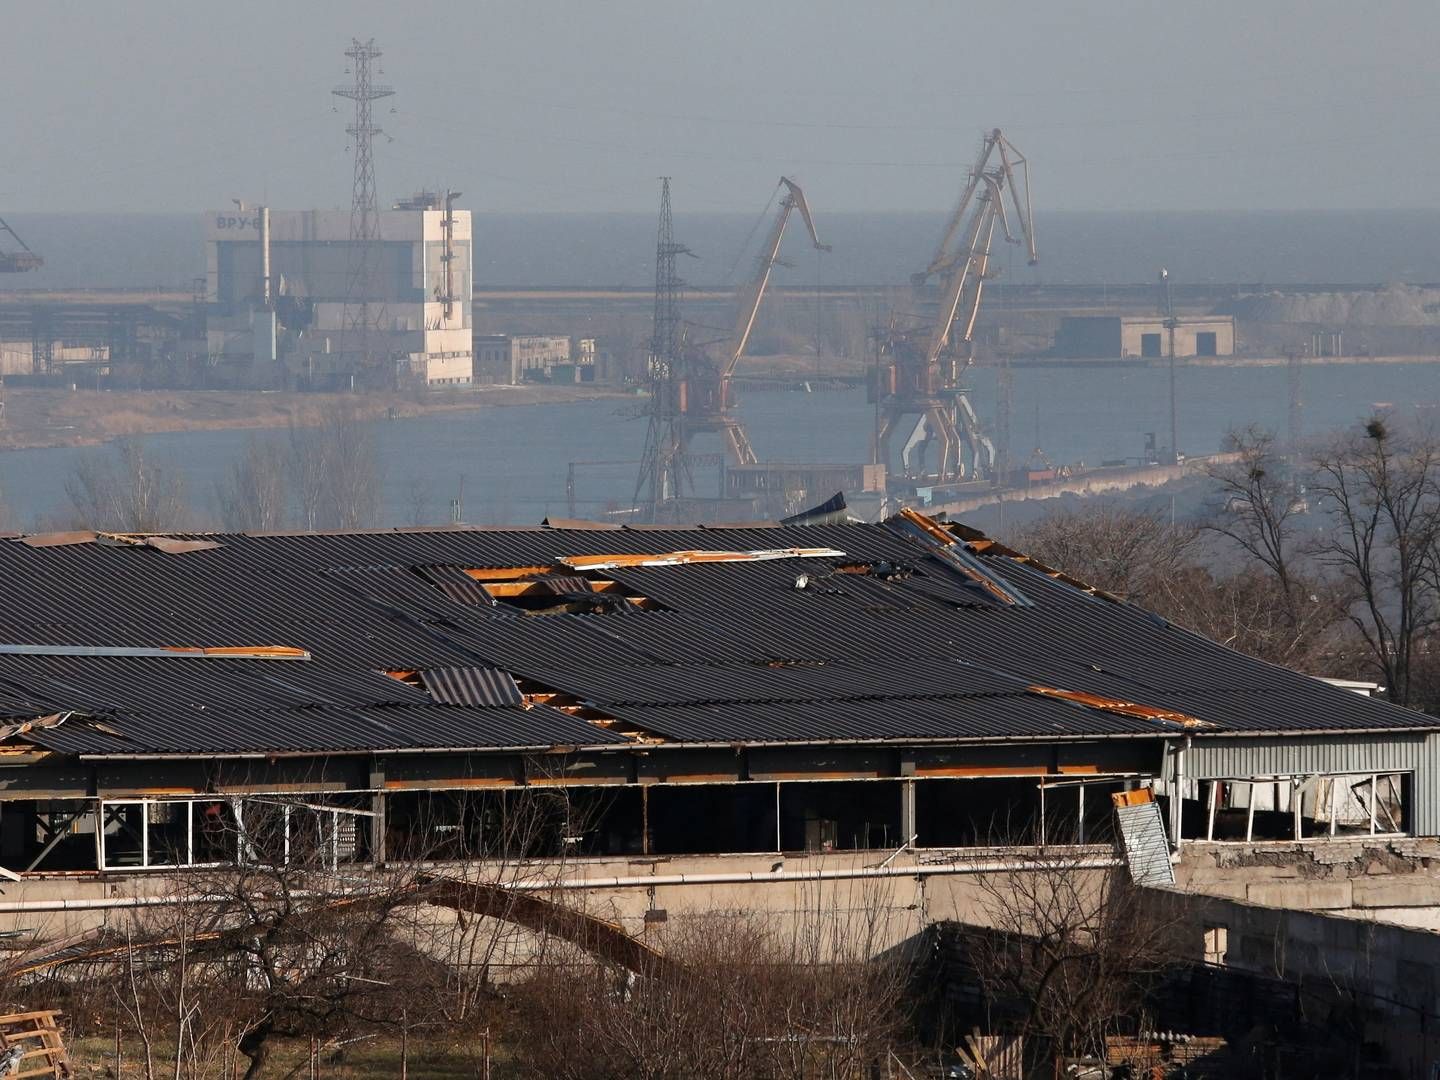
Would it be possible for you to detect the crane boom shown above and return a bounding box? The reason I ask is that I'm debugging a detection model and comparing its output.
[925,178,1000,366]
[873,127,1038,487]
[919,128,1035,283]
[724,177,828,379]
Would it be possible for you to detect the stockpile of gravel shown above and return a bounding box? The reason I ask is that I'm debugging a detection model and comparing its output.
[1224,284,1440,326]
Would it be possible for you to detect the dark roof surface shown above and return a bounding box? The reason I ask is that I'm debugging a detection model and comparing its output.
[0,518,1429,757]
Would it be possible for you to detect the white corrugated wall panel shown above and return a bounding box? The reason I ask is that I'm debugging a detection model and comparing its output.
[1415,733,1440,837]
[1185,734,1440,838]
[1185,735,1423,780]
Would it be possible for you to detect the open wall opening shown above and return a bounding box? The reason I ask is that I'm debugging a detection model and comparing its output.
[1041,779,1127,845]
[779,780,902,852]
[386,787,645,860]
[915,778,1042,847]
[648,784,778,855]
[0,800,100,873]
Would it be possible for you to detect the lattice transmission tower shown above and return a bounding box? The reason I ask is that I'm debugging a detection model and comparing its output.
[633,178,694,521]
[333,38,395,383]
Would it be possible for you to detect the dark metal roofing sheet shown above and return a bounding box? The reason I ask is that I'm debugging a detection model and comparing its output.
[605,695,1163,744]
[419,666,524,707]
[26,702,625,756]
[0,520,1431,755]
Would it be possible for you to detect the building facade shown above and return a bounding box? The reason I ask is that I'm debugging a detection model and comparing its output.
[470,333,580,384]
[203,198,473,387]
[1056,315,1236,359]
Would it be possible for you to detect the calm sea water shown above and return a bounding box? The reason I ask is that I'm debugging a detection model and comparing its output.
[4,209,1440,291]
[2,362,1434,529]
[2,209,1437,526]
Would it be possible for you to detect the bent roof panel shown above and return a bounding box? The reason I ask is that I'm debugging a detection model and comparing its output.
[0,520,1431,756]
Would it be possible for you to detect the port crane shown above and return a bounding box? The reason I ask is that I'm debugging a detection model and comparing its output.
[0,216,42,273]
[874,129,1036,484]
[678,177,827,467]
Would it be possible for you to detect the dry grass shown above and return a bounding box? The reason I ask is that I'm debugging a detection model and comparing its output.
[65,1033,501,1079]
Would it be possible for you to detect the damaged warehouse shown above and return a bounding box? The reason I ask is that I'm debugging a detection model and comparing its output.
[0,509,1434,885]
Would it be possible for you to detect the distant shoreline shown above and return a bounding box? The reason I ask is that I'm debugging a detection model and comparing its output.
[0,384,631,453]
[1005,353,1440,370]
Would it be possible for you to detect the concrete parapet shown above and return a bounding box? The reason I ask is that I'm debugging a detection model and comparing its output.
[1245,880,1353,910]
[1350,877,1440,909]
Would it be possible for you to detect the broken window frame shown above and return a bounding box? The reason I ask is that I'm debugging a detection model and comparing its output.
[1192,772,1411,843]
[97,796,372,872]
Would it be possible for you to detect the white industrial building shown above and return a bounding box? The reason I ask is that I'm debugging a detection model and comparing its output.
[202,195,473,387]
[1055,315,1236,360]
[472,333,582,384]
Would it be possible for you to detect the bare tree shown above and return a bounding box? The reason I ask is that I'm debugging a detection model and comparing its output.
[1309,416,1440,706]
[507,887,915,1080]
[1205,425,1307,625]
[215,436,290,532]
[1009,505,1198,602]
[967,844,1183,1070]
[1151,564,1342,671]
[1012,504,1346,673]
[288,403,381,530]
[401,471,435,527]
[64,438,190,532]
[156,803,437,1080]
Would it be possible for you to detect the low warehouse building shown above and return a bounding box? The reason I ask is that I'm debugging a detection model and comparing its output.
[1056,315,1235,359]
[0,512,1431,880]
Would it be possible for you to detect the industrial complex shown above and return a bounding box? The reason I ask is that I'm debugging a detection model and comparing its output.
[0,511,1430,875]
[2,33,1440,1079]
[3,508,1440,1070]
[202,197,473,389]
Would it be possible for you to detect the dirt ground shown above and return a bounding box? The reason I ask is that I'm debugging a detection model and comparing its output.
[66,1034,502,1079]
[0,384,630,452]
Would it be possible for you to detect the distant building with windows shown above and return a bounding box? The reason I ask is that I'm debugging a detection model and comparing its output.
[202,194,473,387]
[471,333,590,384]
[1055,315,1235,359]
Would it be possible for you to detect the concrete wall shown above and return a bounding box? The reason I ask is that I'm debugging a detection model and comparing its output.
[1177,839,1440,931]
[1170,889,1440,1077]
[0,848,1117,955]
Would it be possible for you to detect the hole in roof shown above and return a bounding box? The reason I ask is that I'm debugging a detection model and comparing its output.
[459,567,665,617]
[512,675,665,744]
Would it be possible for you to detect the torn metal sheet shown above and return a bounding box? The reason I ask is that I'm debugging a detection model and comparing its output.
[541,517,623,531]
[141,536,223,555]
[886,508,1032,606]
[0,644,311,661]
[1029,685,1210,729]
[18,531,99,548]
[557,547,846,571]
[0,711,126,744]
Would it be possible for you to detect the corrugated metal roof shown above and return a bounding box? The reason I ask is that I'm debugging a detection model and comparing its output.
[419,666,524,707]
[24,703,624,756]
[0,519,1430,757]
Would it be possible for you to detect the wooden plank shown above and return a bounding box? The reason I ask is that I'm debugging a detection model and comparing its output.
[0,1011,62,1025]
[0,1008,67,1079]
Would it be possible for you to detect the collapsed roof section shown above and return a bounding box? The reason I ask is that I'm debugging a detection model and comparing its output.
[0,512,1428,759]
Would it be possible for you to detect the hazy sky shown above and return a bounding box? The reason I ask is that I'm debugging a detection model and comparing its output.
[3,1,1436,215]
